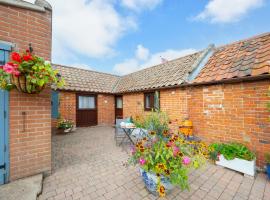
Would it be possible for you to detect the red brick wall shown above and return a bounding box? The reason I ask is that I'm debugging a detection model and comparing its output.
[9,88,51,181]
[0,4,52,60]
[98,94,115,125]
[123,93,145,118]
[58,92,115,126]
[58,91,76,124]
[160,88,188,132]
[0,3,52,180]
[122,80,270,167]
[187,80,270,167]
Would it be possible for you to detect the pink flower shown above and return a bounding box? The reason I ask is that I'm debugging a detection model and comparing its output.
[182,156,191,165]
[13,70,20,77]
[3,63,14,74]
[130,146,136,155]
[139,158,146,165]
[173,146,179,157]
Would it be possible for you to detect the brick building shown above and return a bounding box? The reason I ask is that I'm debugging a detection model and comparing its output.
[54,33,270,167]
[0,0,269,186]
[0,0,52,183]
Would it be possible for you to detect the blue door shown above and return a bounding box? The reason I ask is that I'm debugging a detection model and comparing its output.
[51,90,59,119]
[0,42,11,184]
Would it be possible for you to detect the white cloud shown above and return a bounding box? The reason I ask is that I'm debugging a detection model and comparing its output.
[136,44,150,60]
[114,45,196,75]
[195,0,264,23]
[47,0,136,61]
[121,0,163,11]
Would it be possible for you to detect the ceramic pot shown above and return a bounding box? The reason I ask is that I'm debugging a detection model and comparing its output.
[267,164,270,179]
[139,168,174,196]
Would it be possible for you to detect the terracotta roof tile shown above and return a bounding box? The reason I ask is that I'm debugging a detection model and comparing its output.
[114,50,207,93]
[53,65,120,93]
[194,32,270,83]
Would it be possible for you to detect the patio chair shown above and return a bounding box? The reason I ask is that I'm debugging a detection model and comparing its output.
[114,118,128,146]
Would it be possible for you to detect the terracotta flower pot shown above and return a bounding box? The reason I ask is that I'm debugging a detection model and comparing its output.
[11,74,45,94]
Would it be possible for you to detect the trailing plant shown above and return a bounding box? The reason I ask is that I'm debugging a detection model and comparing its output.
[57,119,74,130]
[209,142,255,161]
[0,50,64,93]
[128,130,208,197]
[265,153,270,164]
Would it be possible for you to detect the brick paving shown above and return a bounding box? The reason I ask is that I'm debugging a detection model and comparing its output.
[38,127,270,200]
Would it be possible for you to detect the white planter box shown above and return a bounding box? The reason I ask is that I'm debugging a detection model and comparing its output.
[216,155,256,176]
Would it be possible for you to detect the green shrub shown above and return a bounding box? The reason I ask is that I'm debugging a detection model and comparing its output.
[209,142,255,161]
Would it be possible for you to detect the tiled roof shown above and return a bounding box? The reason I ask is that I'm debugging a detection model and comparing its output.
[53,64,120,93]
[114,50,209,93]
[194,32,270,83]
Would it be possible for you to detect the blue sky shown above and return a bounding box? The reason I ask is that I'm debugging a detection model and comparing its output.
[35,0,270,75]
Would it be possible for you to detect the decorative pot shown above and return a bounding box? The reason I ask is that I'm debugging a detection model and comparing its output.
[216,154,256,176]
[267,164,270,180]
[57,128,73,134]
[139,168,174,196]
[11,74,45,94]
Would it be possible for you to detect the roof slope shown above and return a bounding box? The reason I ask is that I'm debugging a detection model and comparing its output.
[53,64,120,93]
[194,32,270,83]
[114,50,207,93]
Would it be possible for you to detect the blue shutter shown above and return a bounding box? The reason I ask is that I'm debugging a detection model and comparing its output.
[0,42,11,184]
[51,90,59,118]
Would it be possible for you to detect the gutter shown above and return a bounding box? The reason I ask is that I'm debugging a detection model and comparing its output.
[0,0,52,12]
[114,74,270,94]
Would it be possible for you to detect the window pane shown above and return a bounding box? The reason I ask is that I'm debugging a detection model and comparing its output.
[145,95,150,108]
[116,97,123,108]
[79,96,95,109]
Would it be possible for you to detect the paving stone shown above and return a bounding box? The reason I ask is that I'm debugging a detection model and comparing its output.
[36,127,269,200]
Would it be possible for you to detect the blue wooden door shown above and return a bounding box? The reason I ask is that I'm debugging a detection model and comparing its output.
[51,90,59,119]
[0,42,11,184]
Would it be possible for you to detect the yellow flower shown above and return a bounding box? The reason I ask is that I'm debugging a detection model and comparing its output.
[157,185,166,197]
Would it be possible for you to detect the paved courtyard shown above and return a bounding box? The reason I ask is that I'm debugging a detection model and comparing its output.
[38,127,270,200]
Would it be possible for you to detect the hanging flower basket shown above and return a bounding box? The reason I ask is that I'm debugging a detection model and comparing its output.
[11,74,45,94]
[0,49,64,94]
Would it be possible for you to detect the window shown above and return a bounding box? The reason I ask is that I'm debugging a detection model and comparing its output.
[144,92,155,111]
[78,96,95,109]
[116,97,123,109]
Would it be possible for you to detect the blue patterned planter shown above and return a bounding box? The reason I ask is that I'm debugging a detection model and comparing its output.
[139,168,174,196]
[267,164,270,180]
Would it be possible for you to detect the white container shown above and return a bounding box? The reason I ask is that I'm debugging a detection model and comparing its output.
[216,155,256,176]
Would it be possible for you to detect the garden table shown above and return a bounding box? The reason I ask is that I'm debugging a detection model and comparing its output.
[120,127,136,145]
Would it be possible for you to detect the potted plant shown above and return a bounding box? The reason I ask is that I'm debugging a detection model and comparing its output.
[0,50,64,94]
[265,153,270,179]
[57,119,74,134]
[130,111,208,197]
[209,143,256,176]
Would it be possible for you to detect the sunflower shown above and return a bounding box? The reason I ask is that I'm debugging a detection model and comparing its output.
[157,163,166,170]
[164,169,170,176]
[162,130,169,137]
[149,130,156,136]
[157,185,165,197]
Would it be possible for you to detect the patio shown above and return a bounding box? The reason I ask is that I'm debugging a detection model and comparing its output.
[38,127,270,200]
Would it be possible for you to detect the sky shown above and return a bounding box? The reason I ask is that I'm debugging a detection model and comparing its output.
[26,0,270,75]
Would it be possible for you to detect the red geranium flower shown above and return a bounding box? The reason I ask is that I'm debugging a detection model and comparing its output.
[11,52,21,63]
[23,54,33,61]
